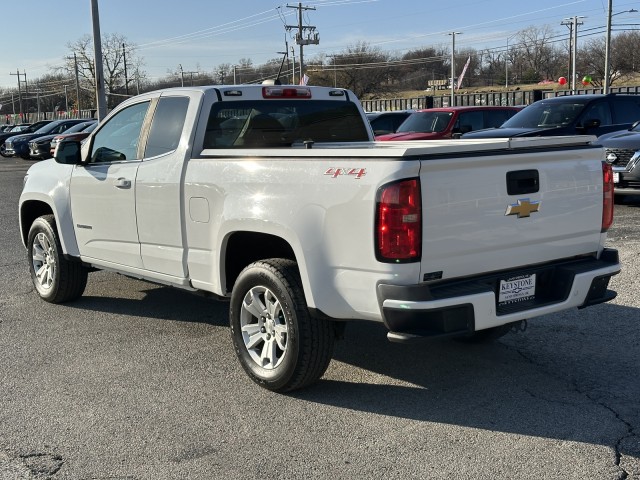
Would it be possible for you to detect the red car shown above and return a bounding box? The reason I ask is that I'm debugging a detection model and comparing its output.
[49,121,98,156]
[376,106,521,141]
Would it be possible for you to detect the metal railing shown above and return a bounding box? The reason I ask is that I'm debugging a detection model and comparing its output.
[360,86,640,112]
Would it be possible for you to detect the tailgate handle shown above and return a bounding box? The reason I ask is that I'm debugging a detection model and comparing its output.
[507,170,539,195]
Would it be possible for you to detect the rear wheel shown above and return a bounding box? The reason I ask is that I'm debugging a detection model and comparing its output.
[27,215,88,303]
[229,258,335,392]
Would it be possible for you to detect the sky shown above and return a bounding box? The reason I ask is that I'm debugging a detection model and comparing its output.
[1,0,639,91]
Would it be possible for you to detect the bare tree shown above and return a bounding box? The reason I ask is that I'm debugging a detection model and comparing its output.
[60,33,144,109]
[511,26,558,83]
[321,42,396,98]
[398,47,448,90]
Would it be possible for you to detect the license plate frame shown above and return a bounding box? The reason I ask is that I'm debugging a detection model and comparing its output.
[498,273,536,305]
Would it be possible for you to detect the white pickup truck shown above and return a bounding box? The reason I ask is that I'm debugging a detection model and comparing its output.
[19,84,620,392]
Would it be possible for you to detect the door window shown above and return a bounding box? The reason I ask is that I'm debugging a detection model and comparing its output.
[144,96,189,158]
[581,102,612,125]
[612,97,640,124]
[455,111,483,133]
[89,101,150,163]
[485,110,515,128]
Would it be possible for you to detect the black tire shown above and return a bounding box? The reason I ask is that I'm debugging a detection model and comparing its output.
[456,323,514,343]
[229,258,335,392]
[0,144,8,157]
[27,215,88,303]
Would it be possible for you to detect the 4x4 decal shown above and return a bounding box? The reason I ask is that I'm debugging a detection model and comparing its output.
[324,167,367,179]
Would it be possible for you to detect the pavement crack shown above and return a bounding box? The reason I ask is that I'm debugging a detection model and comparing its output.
[511,345,633,479]
[20,452,64,477]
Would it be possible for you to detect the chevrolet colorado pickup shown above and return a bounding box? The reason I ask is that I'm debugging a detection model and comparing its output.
[19,84,620,392]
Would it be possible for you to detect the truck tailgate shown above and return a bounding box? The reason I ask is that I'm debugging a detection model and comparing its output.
[418,140,606,282]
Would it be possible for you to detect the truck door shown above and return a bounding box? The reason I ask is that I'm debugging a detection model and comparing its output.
[69,100,151,268]
[135,95,191,278]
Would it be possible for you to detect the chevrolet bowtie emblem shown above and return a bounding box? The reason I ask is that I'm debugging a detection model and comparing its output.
[505,199,540,218]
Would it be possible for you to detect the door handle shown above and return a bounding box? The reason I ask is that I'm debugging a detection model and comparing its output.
[506,170,539,195]
[114,177,131,189]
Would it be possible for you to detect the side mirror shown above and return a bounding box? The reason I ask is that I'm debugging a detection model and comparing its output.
[53,139,82,165]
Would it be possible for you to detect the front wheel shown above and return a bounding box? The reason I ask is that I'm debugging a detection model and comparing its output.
[0,143,9,157]
[27,215,88,303]
[229,259,335,392]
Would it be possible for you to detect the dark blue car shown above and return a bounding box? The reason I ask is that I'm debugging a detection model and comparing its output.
[462,94,640,139]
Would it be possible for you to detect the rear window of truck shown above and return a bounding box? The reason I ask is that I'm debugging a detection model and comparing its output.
[203,100,370,148]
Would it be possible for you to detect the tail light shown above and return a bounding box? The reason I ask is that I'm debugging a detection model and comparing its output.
[375,178,422,262]
[602,162,614,232]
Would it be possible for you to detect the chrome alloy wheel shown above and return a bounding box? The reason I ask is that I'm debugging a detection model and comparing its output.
[31,232,56,291]
[240,286,288,369]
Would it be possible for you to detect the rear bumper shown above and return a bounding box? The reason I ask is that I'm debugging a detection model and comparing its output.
[378,249,620,343]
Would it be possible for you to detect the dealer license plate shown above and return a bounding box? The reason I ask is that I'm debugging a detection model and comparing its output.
[613,172,619,184]
[498,273,536,305]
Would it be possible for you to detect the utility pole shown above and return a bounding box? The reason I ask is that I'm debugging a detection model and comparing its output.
[561,19,573,82]
[285,3,319,84]
[73,53,82,112]
[178,64,184,87]
[562,16,583,92]
[122,43,129,95]
[90,0,108,121]
[448,32,461,107]
[10,69,26,118]
[36,88,41,120]
[64,85,69,112]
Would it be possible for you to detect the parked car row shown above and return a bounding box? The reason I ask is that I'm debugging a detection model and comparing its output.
[29,120,98,160]
[0,119,96,160]
[367,93,640,196]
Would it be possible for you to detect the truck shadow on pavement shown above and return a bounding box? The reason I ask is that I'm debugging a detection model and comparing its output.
[301,302,640,460]
[64,274,639,461]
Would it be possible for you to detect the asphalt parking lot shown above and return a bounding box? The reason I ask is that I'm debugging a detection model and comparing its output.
[1,157,639,479]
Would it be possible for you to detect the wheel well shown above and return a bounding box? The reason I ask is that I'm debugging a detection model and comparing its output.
[224,232,296,292]
[20,201,54,246]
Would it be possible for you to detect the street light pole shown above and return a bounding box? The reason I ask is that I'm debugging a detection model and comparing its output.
[448,32,461,107]
[604,7,637,93]
[604,0,614,93]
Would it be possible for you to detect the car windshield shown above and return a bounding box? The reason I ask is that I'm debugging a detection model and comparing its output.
[501,100,589,128]
[64,121,96,134]
[396,112,453,133]
[34,123,59,134]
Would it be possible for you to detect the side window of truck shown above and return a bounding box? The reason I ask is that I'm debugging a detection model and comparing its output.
[89,101,150,163]
[144,96,190,158]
